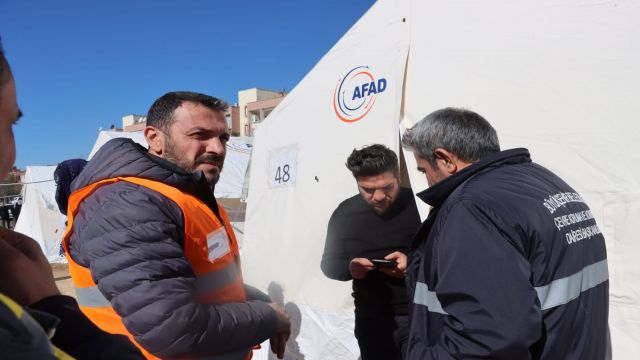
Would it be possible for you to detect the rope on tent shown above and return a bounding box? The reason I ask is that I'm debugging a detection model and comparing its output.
[0,179,55,186]
[227,147,252,154]
[231,224,244,234]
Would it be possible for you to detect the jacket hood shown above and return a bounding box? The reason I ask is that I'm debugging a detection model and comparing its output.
[71,138,214,201]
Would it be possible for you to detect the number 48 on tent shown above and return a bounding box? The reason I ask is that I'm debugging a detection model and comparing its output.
[269,145,298,188]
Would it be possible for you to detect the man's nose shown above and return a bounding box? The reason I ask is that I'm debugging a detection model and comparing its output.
[372,189,386,201]
[206,137,225,154]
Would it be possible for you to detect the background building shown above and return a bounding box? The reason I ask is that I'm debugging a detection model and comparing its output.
[237,88,286,136]
[117,88,286,136]
[122,114,147,132]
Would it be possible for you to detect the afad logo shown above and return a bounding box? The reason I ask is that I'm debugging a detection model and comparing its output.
[333,65,387,123]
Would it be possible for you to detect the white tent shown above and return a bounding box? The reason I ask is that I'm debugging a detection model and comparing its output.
[15,131,253,264]
[89,130,253,199]
[14,166,66,263]
[242,1,640,359]
[87,130,147,160]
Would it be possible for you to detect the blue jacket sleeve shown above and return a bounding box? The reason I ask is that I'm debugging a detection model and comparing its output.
[414,200,541,359]
[69,182,277,358]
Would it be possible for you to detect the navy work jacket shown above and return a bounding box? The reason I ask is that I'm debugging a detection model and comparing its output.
[406,148,609,359]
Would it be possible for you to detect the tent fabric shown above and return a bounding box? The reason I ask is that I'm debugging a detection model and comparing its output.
[242,1,640,359]
[215,139,252,199]
[87,130,147,160]
[88,130,252,199]
[243,0,410,358]
[14,132,253,265]
[402,2,639,358]
[13,166,66,263]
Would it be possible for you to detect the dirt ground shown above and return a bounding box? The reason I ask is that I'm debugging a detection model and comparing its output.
[51,263,76,298]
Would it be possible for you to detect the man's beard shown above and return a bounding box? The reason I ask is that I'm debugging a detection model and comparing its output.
[371,201,391,215]
[164,138,224,185]
[369,191,399,215]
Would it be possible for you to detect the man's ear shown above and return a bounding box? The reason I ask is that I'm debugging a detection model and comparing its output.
[433,148,459,175]
[144,126,164,156]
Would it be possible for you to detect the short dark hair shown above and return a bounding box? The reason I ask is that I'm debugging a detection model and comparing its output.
[146,91,229,133]
[346,144,399,178]
[402,107,500,166]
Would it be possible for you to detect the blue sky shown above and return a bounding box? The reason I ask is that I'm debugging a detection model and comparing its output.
[0,0,375,168]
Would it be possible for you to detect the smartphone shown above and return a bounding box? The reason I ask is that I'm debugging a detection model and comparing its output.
[369,258,397,268]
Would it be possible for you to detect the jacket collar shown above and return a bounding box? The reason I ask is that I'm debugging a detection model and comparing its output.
[145,151,218,206]
[416,148,531,208]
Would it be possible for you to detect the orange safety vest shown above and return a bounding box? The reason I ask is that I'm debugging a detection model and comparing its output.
[62,176,252,360]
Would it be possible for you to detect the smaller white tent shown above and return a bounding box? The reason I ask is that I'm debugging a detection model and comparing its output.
[14,166,66,263]
[14,131,254,264]
[88,130,147,160]
[215,139,253,199]
[89,130,253,199]
[88,130,254,246]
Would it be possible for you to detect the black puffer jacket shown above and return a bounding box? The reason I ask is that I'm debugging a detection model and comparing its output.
[68,138,277,358]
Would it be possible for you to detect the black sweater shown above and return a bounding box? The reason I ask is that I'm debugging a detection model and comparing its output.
[321,187,421,315]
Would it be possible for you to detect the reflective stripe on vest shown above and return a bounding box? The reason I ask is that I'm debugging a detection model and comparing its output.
[75,286,110,307]
[63,176,250,360]
[75,269,245,308]
[413,259,609,314]
[196,260,242,295]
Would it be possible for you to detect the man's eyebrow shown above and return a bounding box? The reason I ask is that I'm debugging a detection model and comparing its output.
[188,127,211,133]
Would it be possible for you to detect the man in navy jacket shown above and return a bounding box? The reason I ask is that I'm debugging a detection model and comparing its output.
[402,108,609,359]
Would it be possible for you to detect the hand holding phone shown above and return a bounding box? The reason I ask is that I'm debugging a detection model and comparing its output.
[350,258,376,279]
[377,252,407,278]
[369,258,398,268]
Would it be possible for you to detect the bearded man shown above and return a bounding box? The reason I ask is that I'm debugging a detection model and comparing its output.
[64,92,290,359]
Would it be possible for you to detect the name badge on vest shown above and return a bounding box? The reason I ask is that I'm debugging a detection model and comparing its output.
[206,228,231,262]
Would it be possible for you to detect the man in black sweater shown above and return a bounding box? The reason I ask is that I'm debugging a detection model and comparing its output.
[321,144,421,360]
